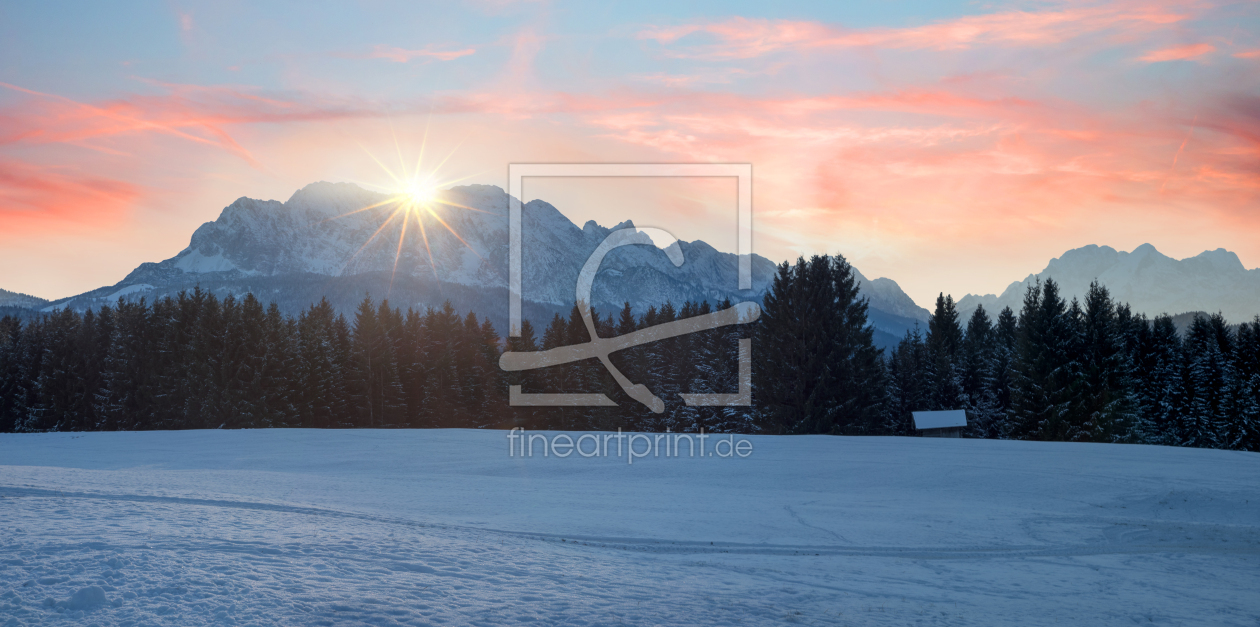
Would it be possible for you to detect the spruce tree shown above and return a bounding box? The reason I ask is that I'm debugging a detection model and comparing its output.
[961,305,1001,438]
[297,299,340,428]
[0,315,25,432]
[26,309,85,432]
[885,327,929,436]
[989,307,1018,437]
[1181,315,1230,448]
[1008,279,1077,440]
[754,255,884,435]
[1133,315,1182,445]
[1231,318,1260,451]
[503,318,539,429]
[94,298,154,430]
[397,307,429,427]
[926,293,965,414]
[1070,282,1139,442]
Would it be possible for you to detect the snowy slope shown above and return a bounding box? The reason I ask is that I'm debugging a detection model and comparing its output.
[958,243,1260,323]
[2,430,1258,626]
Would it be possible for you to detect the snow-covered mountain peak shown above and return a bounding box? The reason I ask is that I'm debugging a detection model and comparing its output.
[285,181,388,217]
[1186,248,1246,274]
[958,243,1260,322]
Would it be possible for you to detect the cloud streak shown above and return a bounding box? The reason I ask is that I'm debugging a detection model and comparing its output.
[0,80,408,167]
[363,45,477,62]
[637,3,1188,58]
[1140,43,1215,62]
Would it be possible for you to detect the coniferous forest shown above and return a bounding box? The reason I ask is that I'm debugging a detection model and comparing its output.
[2,253,1257,451]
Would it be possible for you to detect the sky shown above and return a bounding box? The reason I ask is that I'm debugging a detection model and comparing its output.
[1,0,1258,306]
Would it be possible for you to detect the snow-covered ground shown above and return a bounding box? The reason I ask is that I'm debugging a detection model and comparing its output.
[1,430,1258,626]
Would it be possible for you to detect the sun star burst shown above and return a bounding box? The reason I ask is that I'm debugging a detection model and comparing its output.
[325,128,489,292]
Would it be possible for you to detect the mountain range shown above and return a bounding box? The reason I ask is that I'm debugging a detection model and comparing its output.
[8,182,1256,349]
[957,244,1260,324]
[28,182,927,349]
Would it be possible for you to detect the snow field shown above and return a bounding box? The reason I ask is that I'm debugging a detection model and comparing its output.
[1,429,1258,626]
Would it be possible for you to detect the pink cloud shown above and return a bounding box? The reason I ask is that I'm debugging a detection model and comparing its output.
[0,159,140,235]
[637,4,1189,58]
[1139,43,1215,62]
[0,81,399,167]
[510,79,1256,299]
[632,68,755,87]
[1234,49,1260,59]
[365,45,477,63]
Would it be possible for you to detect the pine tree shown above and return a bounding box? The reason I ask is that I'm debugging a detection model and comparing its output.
[651,301,681,431]
[94,298,154,430]
[296,299,341,428]
[1008,279,1077,440]
[25,308,86,432]
[0,315,27,432]
[329,313,355,427]
[259,302,299,426]
[926,293,965,414]
[989,307,1018,438]
[227,293,268,428]
[754,255,884,435]
[396,307,429,427]
[1231,317,1260,451]
[1069,282,1140,442]
[191,290,230,429]
[754,258,825,435]
[1181,314,1230,448]
[349,296,380,426]
[885,327,929,436]
[376,301,407,426]
[961,305,1001,438]
[422,302,463,427]
[503,318,539,429]
[1145,315,1184,445]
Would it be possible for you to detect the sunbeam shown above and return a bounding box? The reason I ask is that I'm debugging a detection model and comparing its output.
[324,135,488,293]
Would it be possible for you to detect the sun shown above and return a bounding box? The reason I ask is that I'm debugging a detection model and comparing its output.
[401,179,438,206]
[325,130,490,291]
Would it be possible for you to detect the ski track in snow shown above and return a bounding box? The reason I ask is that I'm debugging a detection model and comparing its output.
[1,430,1258,626]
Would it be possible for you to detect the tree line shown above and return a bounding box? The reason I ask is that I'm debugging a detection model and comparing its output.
[0,288,751,433]
[1,254,1257,452]
[883,277,1260,450]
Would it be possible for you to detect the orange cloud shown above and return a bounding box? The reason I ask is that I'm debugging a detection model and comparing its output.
[364,45,477,62]
[638,4,1188,58]
[0,160,140,234]
[1234,49,1260,59]
[513,77,1256,299]
[0,81,395,167]
[1139,43,1215,62]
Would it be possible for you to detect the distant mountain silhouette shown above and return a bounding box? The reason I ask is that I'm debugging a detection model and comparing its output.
[957,244,1260,323]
